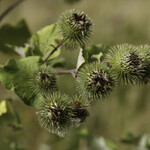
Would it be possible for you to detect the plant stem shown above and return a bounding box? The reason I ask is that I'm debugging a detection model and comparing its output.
[43,39,65,62]
[57,69,76,77]
[0,0,25,23]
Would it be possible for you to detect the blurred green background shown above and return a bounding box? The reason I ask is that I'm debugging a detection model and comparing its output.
[1,0,150,150]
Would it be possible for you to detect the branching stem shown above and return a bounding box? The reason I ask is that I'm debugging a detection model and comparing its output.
[43,39,65,62]
[57,69,76,77]
[0,0,25,23]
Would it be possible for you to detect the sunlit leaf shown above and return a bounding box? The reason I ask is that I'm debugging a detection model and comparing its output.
[0,100,7,117]
[26,24,63,60]
[0,99,22,130]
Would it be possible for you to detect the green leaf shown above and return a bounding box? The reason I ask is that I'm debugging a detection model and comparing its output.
[0,100,15,124]
[83,44,109,63]
[0,42,16,54]
[0,20,31,46]
[0,99,22,130]
[26,24,62,60]
[0,56,43,106]
[76,44,109,72]
[0,20,31,55]
[76,48,86,71]
[48,57,65,67]
[0,100,7,117]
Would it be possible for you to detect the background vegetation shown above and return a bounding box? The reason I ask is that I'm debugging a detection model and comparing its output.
[0,0,150,150]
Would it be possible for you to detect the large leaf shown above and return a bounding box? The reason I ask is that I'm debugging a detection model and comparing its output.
[26,24,62,60]
[0,56,43,106]
[0,20,31,55]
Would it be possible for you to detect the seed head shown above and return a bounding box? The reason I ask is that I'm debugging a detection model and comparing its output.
[29,65,57,95]
[57,9,93,49]
[37,93,73,137]
[88,69,112,94]
[71,97,89,127]
[105,44,145,85]
[76,63,116,101]
[137,45,150,84]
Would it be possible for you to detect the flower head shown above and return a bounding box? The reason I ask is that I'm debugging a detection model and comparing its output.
[137,45,150,84]
[71,97,89,127]
[105,44,145,84]
[76,63,115,100]
[57,9,93,49]
[37,92,73,137]
[29,65,57,95]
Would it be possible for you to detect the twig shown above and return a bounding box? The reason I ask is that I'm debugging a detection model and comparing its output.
[57,69,76,77]
[0,0,25,23]
[43,39,65,62]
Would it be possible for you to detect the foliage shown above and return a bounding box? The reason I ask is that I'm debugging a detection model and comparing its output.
[0,8,150,137]
[0,20,31,55]
[0,56,43,106]
[25,24,62,61]
[0,1,150,149]
[0,99,22,130]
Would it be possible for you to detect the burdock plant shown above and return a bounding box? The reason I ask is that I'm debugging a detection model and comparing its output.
[1,4,150,138]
